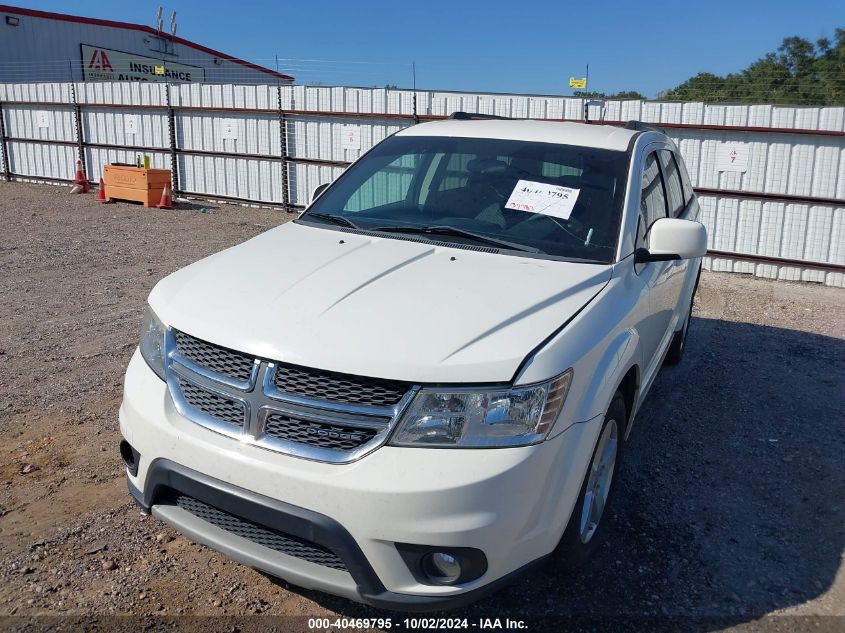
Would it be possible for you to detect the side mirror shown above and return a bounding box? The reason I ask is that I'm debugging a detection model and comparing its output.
[310,183,330,204]
[635,218,707,263]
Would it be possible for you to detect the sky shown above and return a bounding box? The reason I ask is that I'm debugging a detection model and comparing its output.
[12,0,845,96]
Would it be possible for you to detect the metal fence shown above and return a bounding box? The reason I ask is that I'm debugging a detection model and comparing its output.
[0,81,843,287]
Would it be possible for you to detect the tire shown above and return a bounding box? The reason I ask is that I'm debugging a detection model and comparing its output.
[664,295,693,366]
[554,391,626,567]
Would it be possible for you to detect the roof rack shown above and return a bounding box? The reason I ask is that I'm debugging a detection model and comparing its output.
[624,121,665,134]
[448,111,512,121]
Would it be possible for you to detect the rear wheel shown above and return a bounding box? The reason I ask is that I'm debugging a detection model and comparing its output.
[666,267,702,366]
[555,391,626,566]
[664,295,693,366]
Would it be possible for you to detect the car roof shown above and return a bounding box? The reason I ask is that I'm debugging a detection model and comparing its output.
[395,119,641,152]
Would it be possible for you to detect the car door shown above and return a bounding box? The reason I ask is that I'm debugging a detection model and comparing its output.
[653,148,690,326]
[663,148,703,315]
[634,148,676,384]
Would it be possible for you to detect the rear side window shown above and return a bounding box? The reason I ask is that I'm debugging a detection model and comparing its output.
[658,150,685,217]
[640,152,668,234]
[437,152,473,192]
[676,153,695,203]
[344,153,418,212]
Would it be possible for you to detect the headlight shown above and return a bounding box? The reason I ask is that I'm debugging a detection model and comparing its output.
[139,305,167,381]
[389,370,572,448]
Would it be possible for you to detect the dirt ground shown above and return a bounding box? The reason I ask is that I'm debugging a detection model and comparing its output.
[0,181,843,632]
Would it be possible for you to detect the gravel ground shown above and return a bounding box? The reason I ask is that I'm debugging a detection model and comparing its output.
[0,181,843,632]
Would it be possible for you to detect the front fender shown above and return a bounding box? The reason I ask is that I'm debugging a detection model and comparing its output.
[549,327,640,439]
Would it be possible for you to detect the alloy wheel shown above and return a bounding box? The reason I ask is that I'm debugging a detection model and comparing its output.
[579,419,619,544]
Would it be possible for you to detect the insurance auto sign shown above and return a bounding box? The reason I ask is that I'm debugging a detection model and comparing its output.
[81,44,206,83]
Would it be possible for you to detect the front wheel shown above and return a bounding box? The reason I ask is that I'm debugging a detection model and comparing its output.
[554,391,626,566]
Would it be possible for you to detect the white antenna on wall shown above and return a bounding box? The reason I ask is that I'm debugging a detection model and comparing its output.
[156,6,163,32]
[170,11,177,37]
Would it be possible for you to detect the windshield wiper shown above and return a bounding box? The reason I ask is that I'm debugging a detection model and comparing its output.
[302,212,362,230]
[370,225,541,253]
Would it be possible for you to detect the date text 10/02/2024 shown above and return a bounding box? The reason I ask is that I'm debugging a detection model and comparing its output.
[307,617,529,630]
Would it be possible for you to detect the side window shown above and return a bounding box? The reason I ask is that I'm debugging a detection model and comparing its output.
[436,153,474,192]
[658,150,685,217]
[343,153,418,212]
[639,151,668,245]
[676,152,695,204]
[542,162,581,178]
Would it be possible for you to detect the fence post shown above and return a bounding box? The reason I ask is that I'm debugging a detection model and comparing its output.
[71,83,86,180]
[0,101,10,181]
[277,85,290,212]
[166,83,180,193]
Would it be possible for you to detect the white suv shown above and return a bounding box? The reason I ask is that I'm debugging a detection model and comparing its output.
[120,116,706,610]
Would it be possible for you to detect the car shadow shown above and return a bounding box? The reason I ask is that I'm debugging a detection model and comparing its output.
[266,316,845,631]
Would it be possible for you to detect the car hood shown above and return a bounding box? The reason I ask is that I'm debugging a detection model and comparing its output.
[149,222,611,384]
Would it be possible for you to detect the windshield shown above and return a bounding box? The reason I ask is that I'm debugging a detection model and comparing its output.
[300,134,629,263]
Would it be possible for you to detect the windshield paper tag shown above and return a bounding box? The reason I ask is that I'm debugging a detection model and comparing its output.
[505,180,580,220]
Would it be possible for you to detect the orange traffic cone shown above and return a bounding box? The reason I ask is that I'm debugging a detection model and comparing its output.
[72,159,90,193]
[95,178,108,203]
[156,181,173,209]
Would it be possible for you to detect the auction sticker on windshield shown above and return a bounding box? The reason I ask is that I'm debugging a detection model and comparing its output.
[505,180,580,220]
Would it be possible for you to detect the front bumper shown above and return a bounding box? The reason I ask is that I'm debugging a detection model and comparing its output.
[127,459,546,611]
[120,350,602,609]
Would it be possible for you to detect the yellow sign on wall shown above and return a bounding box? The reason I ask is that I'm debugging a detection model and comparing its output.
[569,77,587,89]
[154,66,165,76]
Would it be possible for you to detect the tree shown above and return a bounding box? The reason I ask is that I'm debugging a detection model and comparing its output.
[580,90,646,100]
[661,29,845,105]
[658,73,726,102]
[813,29,845,104]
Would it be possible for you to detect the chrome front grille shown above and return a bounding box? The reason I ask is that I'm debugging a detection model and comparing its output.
[263,412,381,451]
[174,330,255,383]
[165,330,417,463]
[176,377,246,428]
[273,364,409,407]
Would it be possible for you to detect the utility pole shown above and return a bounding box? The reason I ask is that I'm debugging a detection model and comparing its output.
[412,61,418,124]
[582,64,591,122]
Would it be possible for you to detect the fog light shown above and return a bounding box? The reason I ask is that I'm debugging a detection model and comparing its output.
[120,439,140,477]
[423,552,462,584]
[396,543,487,586]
